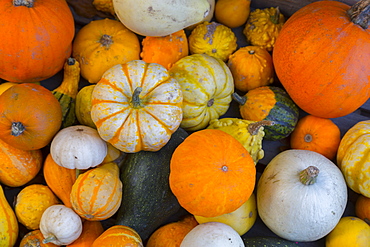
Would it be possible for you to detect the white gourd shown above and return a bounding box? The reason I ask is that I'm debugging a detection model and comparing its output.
[257,149,348,242]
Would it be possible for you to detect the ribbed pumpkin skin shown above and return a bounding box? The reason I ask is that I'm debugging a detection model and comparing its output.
[0,0,74,82]
[0,138,43,187]
[273,1,370,118]
[70,162,123,221]
[20,229,58,247]
[92,225,143,247]
[337,120,370,198]
[0,185,18,247]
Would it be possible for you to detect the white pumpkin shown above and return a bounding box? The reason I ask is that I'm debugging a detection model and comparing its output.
[180,222,244,247]
[40,204,82,246]
[50,125,108,169]
[112,0,213,36]
[257,149,348,242]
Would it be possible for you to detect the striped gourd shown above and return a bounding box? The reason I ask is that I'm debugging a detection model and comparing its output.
[0,185,18,247]
[92,225,143,247]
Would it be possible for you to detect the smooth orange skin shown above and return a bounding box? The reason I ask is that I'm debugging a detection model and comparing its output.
[92,225,143,247]
[67,221,104,247]
[355,195,370,222]
[0,0,74,82]
[0,83,63,150]
[273,1,370,118]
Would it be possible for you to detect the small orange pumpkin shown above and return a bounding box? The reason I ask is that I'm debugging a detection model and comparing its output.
[290,115,341,160]
[67,220,104,247]
[20,230,58,247]
[169,129,256,218]
[0,83,62,150]
[355,194,370,224]
[92,225,143,247]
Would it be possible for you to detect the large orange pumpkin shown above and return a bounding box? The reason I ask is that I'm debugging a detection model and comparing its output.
[0,83,62,150]
[0,0,75,82]
[273,0,370,118]
[169,129,256,218]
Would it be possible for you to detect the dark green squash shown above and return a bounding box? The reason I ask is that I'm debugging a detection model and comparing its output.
[242,236,300,247]
[233,86,299,141]
[115,127,188,242]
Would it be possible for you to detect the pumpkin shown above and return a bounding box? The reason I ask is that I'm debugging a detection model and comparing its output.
[140,30,189,70]
[272,0,370,118]
[0,0,74,82]
[112,0,212,36]
[72,18,141,84]
[70,162,123,221]
[325,216,370,247]
[75,84,96,129]
[91,225,143,247]
[0,138,43,187]
[20,230,58,247]
[91,60,183,153]
[40,204,83,246]
[0,83,63,150]
[232,86,299,141]
[227,46,274,92]
[188,21,237,62]
[194,192,257,236]
[0,184,18,247]
[243,7,285,51]
[146,215,198,247]
[180,222,244,247]
[336,120,370,197]
[257,149,348,242]
[169,54,234,131]
[355,195,370,224]
[67,220,104,247]
[169,129,256,218]
[50,125,108,170]
[43,153,77,208]
[215,0,251,28]
[290,114,341,160]
[15,184,60,230]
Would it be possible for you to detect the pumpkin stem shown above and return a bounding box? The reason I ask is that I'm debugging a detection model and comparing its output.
[270,7,282,25]
[11,122,25,137]
[43,235,57,244]
[299,166,319,185]
[232,92,247,106]
[304,134,313,143]
[131,87,144,108]
[100,34,114,49]
[347,0,370,29]
[248,120,275,135]
[67,57,76,66]
[13,0,34,7]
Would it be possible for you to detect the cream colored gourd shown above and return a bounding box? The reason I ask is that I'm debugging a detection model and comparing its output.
[180,222,244,247]
[40,205,83,246]
[112,0,213,36]
[257,149,348,242]
[50,125,108,169]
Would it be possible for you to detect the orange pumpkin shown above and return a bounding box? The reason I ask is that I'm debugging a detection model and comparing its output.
[67,220,104,247]
[20,230,58,247]
[355,194,370,224]
[0,0,74,82]
[169,129,256,218]
[43,153,77,208]
[0,83,63,150]
[273,0,370,118]
[140,30,189,70]
[290,115,341,160]
[0,138,43,187]
[91,225,143,247]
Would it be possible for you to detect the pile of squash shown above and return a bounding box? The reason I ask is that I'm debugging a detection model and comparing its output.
[0,0,369,246]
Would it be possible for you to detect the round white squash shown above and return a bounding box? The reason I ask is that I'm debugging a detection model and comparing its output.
[257,149,348,242]
[180,222,244,247]
[50,125,108,169]
[112,0,213,36]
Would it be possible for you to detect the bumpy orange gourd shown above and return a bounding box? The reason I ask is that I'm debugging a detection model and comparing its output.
[73,18,141,84]
[43,153,77,208]
[92,225,143,247]
[273,0,370,118]
[227,46,274,92]
[0,184,18,246]
[0,83,63,150]
[67,220,104,247]
[0,138,43,187]
[20,230,58,247]
[290,115,341,160]
[0,0,74,82]
[169,129,256,218]
[70,162,123,221]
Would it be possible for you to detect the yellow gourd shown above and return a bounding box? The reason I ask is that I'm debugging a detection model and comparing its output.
[243,7,285,51]
[0,184,18,246]
[207,118,274,164]
[75,84,96,129]
[93,0,115,16]
[0,82,17,95]
[188,21,237,62]
[215,0,251,28]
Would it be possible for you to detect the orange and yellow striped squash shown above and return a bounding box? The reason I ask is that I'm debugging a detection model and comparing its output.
[0,184,18,246]
[337,120,370,198]
[91,60,183,153]
[92,225,143,247]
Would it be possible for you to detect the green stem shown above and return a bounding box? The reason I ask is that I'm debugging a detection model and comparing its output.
[43,235,57,244]
[232,92,247,106]
[299,166,319,185]
[270,7,282,25]
[131,87,144,108]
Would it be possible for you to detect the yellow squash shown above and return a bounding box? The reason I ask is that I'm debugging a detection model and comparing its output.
[0,184,18,246]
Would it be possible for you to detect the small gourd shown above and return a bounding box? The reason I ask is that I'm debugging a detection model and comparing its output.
[243,7,285,51]
[75,84,96,129]
[20,230,58,247]
[93,0,115,16]
[92,225,143,247]
[67,220,104,247]
[40,204,83,246]
[0,184,18,247]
